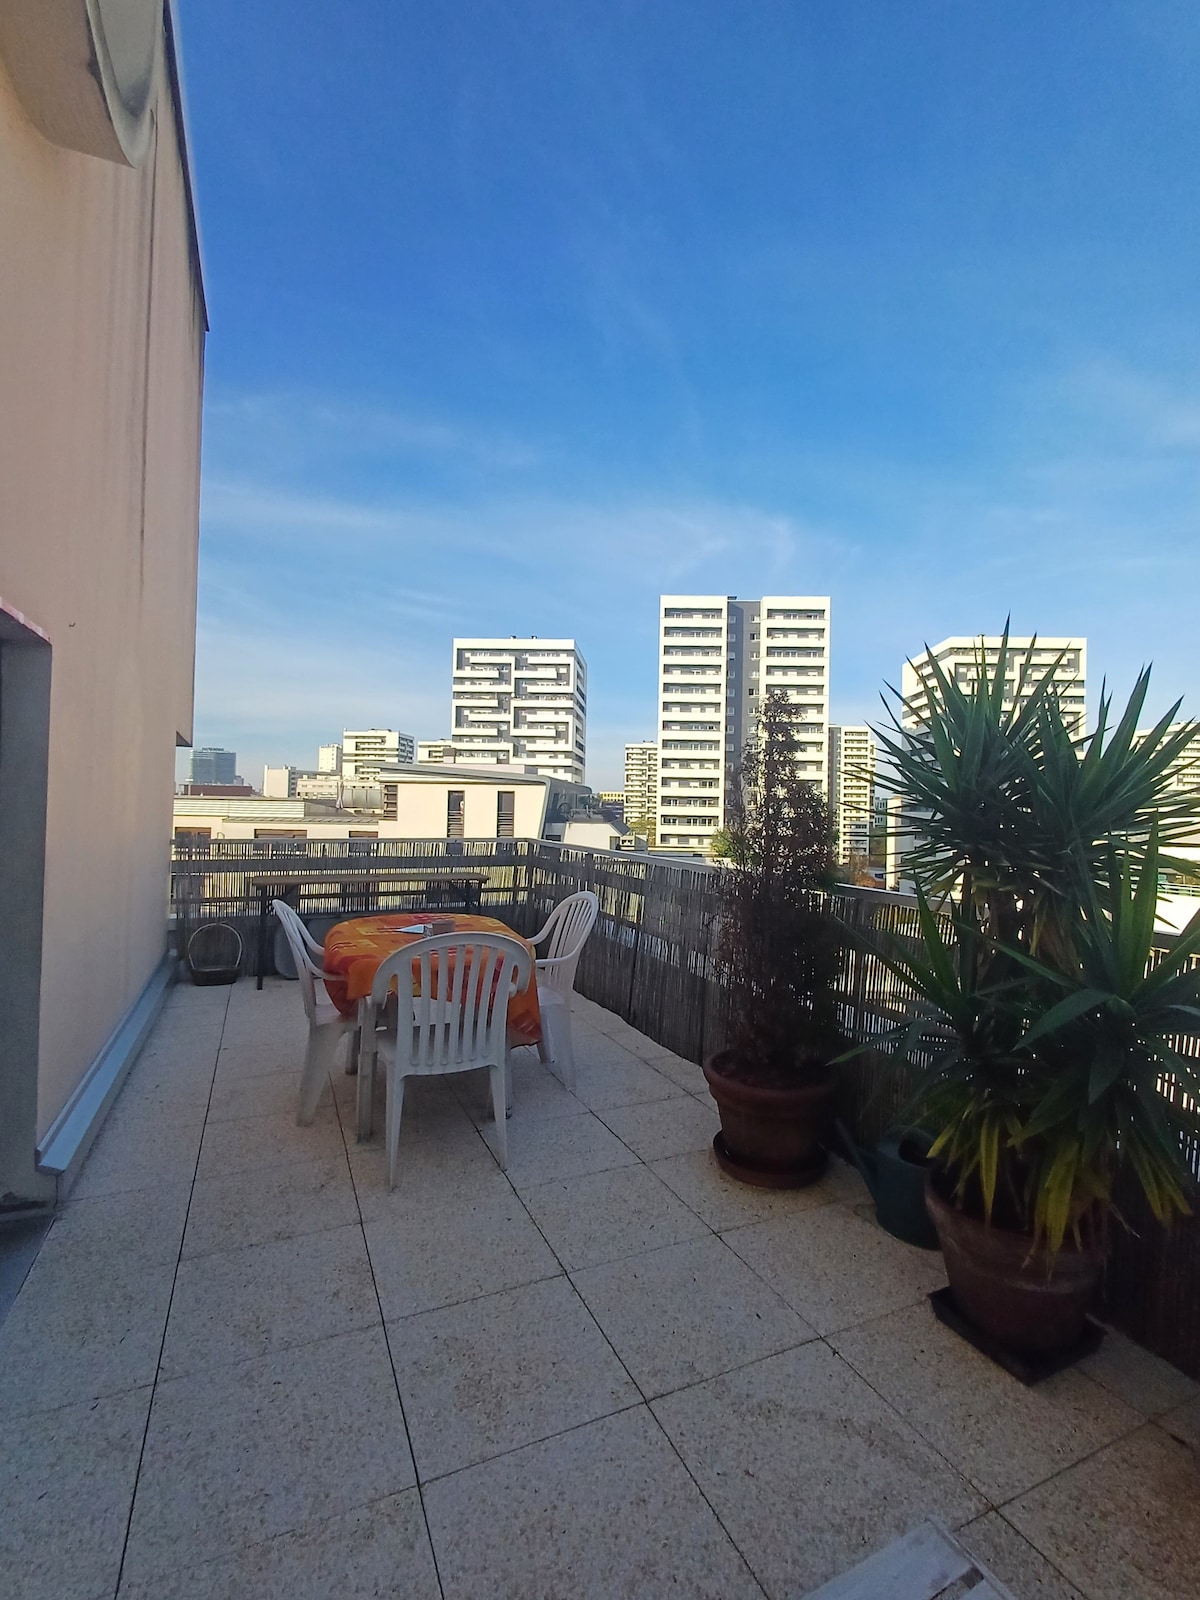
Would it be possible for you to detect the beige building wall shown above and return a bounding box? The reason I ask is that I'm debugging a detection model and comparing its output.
[0,11,205,1158]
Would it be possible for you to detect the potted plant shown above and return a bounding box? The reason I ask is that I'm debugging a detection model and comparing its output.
[703,690,844,1187]
[866,633,1200,1353]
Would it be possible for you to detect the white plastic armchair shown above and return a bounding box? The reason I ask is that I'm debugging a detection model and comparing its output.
[272,900,357,1125]
[530,890,599,1090]
[358,932,532,1187]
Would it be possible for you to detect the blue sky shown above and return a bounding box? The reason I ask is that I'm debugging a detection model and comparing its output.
[177,1,1200,790]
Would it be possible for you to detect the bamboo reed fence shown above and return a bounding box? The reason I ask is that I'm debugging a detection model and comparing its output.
[169,836,1200,1378]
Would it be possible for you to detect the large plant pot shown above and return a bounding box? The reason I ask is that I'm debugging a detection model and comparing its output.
[703,1050,834,1188]
[926,1174,1103,1354]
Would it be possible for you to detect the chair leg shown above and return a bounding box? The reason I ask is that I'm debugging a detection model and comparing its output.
[556,1009,576,1092]
[297,1024,342,1124]
[488,1064,508,1170]
[387,1069,407,1190]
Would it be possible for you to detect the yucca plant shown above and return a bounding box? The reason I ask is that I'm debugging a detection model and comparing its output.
[865,630,1200,1257]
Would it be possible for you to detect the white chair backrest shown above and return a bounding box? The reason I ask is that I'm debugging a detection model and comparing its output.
[272,899,327,1022]
[369,932,531,1075]
[534,891,599,995]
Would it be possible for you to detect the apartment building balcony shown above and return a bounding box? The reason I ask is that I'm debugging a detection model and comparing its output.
[3,843,1198,1600]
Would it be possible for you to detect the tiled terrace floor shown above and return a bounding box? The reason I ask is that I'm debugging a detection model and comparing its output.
[4,979,1200,1600]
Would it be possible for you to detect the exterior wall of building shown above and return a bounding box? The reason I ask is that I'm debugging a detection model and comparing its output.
[654,595,830,854]
[828,725,876,860]
[0,11,206,1171]
[263,765,300,799]
[317,742,342,774]
[417,739,456,764]
[901,637,1087,735]
[450,638,587,784]
[342,728,415,783]
[176,775,549,843]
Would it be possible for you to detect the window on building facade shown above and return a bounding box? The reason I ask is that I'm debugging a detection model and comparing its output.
[496,791,515,838]
[447,791,466,839]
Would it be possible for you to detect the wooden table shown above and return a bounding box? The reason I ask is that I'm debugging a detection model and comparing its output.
[321,912,541,1139]
[249,868,488,989]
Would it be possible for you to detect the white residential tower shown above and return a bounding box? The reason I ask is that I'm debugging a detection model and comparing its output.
[450,638,587,784]
[655,595,830,854]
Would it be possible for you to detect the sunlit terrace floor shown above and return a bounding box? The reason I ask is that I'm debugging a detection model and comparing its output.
[3,980,1200,1600]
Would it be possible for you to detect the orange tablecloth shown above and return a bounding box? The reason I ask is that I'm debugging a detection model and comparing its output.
[322,912,541,1045]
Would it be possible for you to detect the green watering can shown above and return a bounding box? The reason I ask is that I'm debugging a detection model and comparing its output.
[836,1120,941,1251]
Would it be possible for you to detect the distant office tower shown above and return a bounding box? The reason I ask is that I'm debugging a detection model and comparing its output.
[450,638,587,784]
[828,726,875,861]
[901,637,1087,735]
[190,747,238,785]
[623,742,659,839]
[317,743,342,775]
[341,729,415,783]
[655,596,830,854]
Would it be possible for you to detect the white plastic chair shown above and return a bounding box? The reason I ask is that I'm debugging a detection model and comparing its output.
[530,890,599,1091]
[272,900,358,1125]
[359,932,532,1186]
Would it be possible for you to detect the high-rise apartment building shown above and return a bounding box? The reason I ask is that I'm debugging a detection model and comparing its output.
[190,747,238,785]
[901,637,1087,735]
[450,638,587,784]
[828,725,875,861]
[341,728,415,783]
[417,740,457,765]
[623,741,659,839]
[655,595,830,854]
[317,743,342,774]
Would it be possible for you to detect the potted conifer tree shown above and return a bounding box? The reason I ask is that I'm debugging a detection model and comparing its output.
[703,691,844,1187]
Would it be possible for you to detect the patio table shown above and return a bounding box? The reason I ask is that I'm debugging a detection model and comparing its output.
[249,867,488,989]
[322,912,541,1139]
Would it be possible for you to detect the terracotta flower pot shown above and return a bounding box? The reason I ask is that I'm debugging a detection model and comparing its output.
[703,1049,834,1188]
[926,1173,1103,1354]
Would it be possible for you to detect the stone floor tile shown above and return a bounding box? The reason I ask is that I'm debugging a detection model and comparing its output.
[651,1147,838,1231]
[123,1328,414,1584]
[723,1199,947,1333]
[1159,1394,1200,1450]
[347,1119,500,1220]
[47,1182,193,1269]
[116,1490,440,1600]
[0,1247,175,1417]
[652,1342,985,1598]
[0,1386,151,1600]
[1077,1325,1200,1417]
[204,1067,306,1123]
[1004,1424,1200,1600]
[572,1234,816,1398]
[958,1512,1086,1600]
[483,1107,638,1189]
[597,1094,721,1163]
[161,1224,379,1378]
[71,1101,205,1201]
[458,1051,589,1123]
[195,1105,345,1180]
[182,1155,358,1258]
[520,1163,710,1271]
[571,1048,682,1112]
[633,1043,709,1092]
[423,1406,767,1599]
[364,1180,560,1318]
[832,1303,1142,1503]
[389,1274,637,1479]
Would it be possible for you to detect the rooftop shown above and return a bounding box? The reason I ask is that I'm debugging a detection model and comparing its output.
[3,978,1198,1599]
